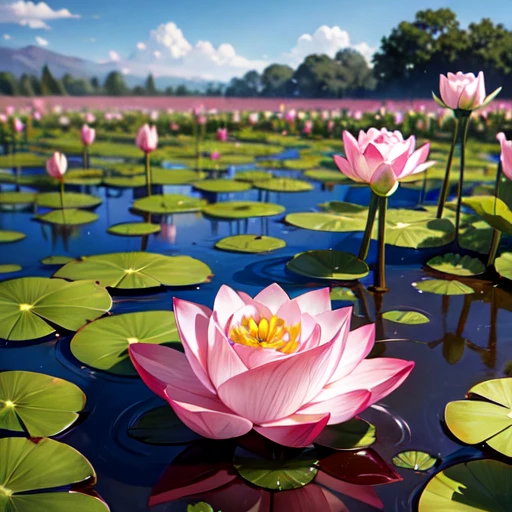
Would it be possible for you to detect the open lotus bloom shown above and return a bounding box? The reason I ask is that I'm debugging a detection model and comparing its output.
[130,284,414,448]
[498,132,512,180]
[136,123,158,153]
[13,118,24,133]
[81,124,96,146]
[334,128,435,196]
[434,72,501,111]
[45,152,67,180]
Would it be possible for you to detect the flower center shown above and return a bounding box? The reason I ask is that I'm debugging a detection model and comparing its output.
[0,485,12,497]
[19,304,32,312]
[229,315,300,354]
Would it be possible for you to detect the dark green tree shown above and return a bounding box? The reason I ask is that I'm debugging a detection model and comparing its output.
[145,73,157,95]
[261,64,295,96]
[0,72,19,95]
[40,65,66,95]
[175,85,189,96]
[294,54,347,97]
[103,71,127,96]
[18,74,35,96]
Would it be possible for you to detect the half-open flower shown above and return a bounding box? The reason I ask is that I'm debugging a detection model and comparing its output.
[45,152,67,180]
[130,283,414,448]
[136,124,158,153]
[497,132,512,180]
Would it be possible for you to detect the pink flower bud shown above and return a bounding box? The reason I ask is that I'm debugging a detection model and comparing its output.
[81,124,96,146]
[46,152,67,180]
[136,124,158,153]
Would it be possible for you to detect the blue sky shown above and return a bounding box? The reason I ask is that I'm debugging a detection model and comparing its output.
[0,0,510,80]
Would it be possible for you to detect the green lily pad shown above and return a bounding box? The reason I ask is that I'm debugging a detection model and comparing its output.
[314,417,376,450]
[0,277,112,341]
[393,451,437,471]
[318,201,368,215]
[374,210,455,249]
[133,195,206,215]
[203,201,285,219]
[304,169,353,184]
[104,175,147,188]
[70,311,180,376]
[329,287,357,301]
[54,252,212,289]
[127,405,200,444]
[152,169,204,186]
[285,212,367,232]
[459,223,494,254]
[495,252,512,281]
[253,178,313,193]
[0,371,85,437]
[235,170,272,182]
[65,169,103,186]
[0,437,109,512]
[418,459,512,511]
[0,265,22,274]
[427,253,486,276]
[0,230,26,243]
[192,179,251,193]
[215,235,286,253]
[382,310,430,325]
[0,192,36,205]
[462,196,512,236]
[187,503,214,512]
[36,192,102,210]
[287,250,369,281]
[233,447,318,491]
[0,153,45,168]
[445,378,512,457]
[107,222,161,237]
[35,209,99,226]
[40,256,75,266]
[413,279,474,296]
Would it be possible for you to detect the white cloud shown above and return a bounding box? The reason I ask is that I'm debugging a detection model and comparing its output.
[121,67,130,75]
[285,25,376,65]
[109,50,120,62]
[35,35,48,46]
[0,1,79,30]
[88,37,96,42]
[3,34,12,40]
[136,41,146,50]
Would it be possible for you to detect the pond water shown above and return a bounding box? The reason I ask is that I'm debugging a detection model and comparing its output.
[1,158,511,511]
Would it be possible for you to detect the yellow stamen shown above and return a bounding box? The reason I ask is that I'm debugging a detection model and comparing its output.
[19,304,32,311]
[229,315,300,353]
[127,337,139,345]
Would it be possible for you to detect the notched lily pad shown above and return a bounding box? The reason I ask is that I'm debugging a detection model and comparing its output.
[314,417,376,450]
[0,230,26,243]
[329,287,357,301]
[495,252,512,281]
[427,253,486,276]
[133,194,206,215]
[413,279,474,296]
[382,310,430,325]
[192,179,251,193]
[203,201,285,219]
[0,192,36,205]
[392,451,437,471]
[40,256,75,266]
[107,222,161,237]
[0,264,22,274]
[215,235,285,253]
[254,178,313,192]
[285,212,367,232]
[462,196,512,236]
[35,209,99,226]
[36,192,102,210]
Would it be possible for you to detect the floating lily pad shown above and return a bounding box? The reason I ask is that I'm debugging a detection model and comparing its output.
[495,252,512,281]
[192,179,251,193]
[254,178,313,193]
[0,371,85,437]
[107,222,161,237]
[318,201,369,215]
[235,170,272,182]
[427,253,486,276]
[65,169,103,186]
[393,451,437,471]
[0,192,36,205]
[40,256,75,266]
[418,459,512,511]
[0,264,21,274]
[382,310,430,325]
[203,201,285,219]
[287,250,369,281]
[70,311,180,375]
[152,169,204,185]
[413,279,474,296]
[0,277,112,341]
[54,252,212,289]
[445,378,512,457]
[459,223,494,254]
[233,447,318,491]
[0,230,26,243]
[133,195,206,215]
[215,235,285,253]
[128,405,200,444]
[0,153,45,168]
[304,169,353,183]
[0,437,109,512]
[285,212,367,232]
[36,192,102,210]
[329,287,357,301]
[314,418,376,450]
[462,196,512,236]
[104,175,147,188]
[35,208,99,226]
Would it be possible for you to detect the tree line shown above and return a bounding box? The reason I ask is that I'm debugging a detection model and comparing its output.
[1,9,511,99]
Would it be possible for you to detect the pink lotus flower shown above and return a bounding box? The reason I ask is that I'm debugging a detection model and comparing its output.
[498,132,512,180]
[170,122,179,132]
[232,111,241,123]
[136,124,158,153]
[5,106,14,116]
[0,114,7,123]
[130,284,414,448]
[248,112,259,125]
[285,109,296,123]
[197,115,207,125]
[210,151,221,161]
[46,152,67,180]
[193,106,204,117]
[434,72,501,111]
[334,128,436,196]
[327,120,335,132]
[85,113,96,124]
[216,128,228,142]
[33,111,41,121]
[81,124,95,146]
[13,118,24,133]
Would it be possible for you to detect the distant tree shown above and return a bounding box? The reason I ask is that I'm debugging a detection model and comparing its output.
[62,74,94,96]
[205,82,223,96]
[0,72,19,95]
[225,70,262,97]
[175,85,189,96]
[103,71,127,96]
[18,74,35,96]
[29,75,41,95]
[294,54,348,97]
[90,77,101,92]
[261,64,295,97]
[335,49,376,95]
[132,85,146,95]
[164,86,174,95]
[145,73,157,95]
[40,65,66,95]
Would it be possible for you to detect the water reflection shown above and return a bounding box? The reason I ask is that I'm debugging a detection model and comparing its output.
[40,222,81,251]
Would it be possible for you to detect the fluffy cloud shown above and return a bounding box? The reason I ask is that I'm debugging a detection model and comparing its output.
[109,50,120,62]
[0,1,80,30]
[3,34,12,40]
[285,25,376,65]
[35,35,48,46]
[136,42,146,50]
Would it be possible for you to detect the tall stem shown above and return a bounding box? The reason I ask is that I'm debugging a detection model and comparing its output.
[145,152,152,197]
[454,114,471,243]
[193,119,199,170]
[373,196,388,292]
[358,192,378,260]
[487,161,503,267]
[436,117,459,218]
[60,179,66,225]
[83,147,88,169]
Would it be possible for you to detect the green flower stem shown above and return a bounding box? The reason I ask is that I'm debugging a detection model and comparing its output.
[454,114,471,243]
[145,151,152,197]
[373,196,388,292]
[193,119,199,169]
[436,117,459,218]
[60,179,66,225]
[83,147,88,169]
[358,192,378,261]
[487,161,503,267]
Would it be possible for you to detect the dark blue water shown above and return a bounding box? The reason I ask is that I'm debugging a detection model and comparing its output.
[1,163,511,511]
